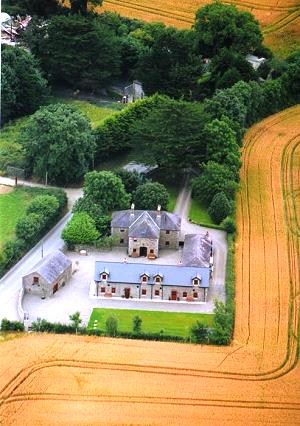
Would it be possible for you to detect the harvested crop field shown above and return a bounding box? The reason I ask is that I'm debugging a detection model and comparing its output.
[0,106,299,424]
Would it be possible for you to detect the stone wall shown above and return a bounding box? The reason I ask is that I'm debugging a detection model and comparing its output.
[23,265,72,298]
[159,230,179,249]
[111,227,128,247]
[128,237,159,258]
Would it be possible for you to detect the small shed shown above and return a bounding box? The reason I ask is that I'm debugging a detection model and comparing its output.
[123,80,145,103]
[22,250,72,298]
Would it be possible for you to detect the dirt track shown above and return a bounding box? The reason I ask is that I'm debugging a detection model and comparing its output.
[0,106,299,424]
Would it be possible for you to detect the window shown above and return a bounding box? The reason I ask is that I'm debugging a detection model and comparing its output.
[193,279,199,286]
[120,229,125,232]
[142,276,147,282]
[150,249,154,254]
[165,241,170,246]
[193,292,198,298]
[100,287,105,293]
[142,289,147,295]
[155,290,160,296]
[155,276,161,283]
[166,230,170,235]
[120,239,124,244]
[183,291,187,297]
[112,287,116,294]
[102,274,107,280]
[134,238,137,242]
[133,248,137,253]
[33,277,39,284]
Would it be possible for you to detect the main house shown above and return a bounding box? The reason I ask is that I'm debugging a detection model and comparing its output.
[111,205,181,259]
[92,261,210,302]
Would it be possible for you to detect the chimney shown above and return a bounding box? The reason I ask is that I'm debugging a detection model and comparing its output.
[129,203,135,225]
[156,204,161,227]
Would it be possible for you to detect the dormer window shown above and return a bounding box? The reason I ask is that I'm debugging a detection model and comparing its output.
[33,277,39,284]
[155,276,161,283]
[100,270,109,281]
[193,278,199,286]
[102,274,107,280]
[142,276,147,282]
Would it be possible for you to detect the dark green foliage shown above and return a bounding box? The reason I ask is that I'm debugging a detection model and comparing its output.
[208,192,232,224]
[0,239,25,276]
[72,197,111,235]
[1,46,48,124]
[221,217,236,234]
[192,162,238,205]
[115,169,144,194]
[15,213,45,247]
[20,103,95,185]
[210,300,233,345]
[105,315,118,336]
[190,321,209,343]
[94,94,167,161]
[194,2,263,57]
[69,311,82,333]
[1,318,24,331]
[68,0,103,13]
[138,27,203,98]
[27,195,59,221]
[134,182,169,211]
[24,15,121,89]
[131,98,209,172]
[132,315,142,334]
[62,212,100,248]
[82,171,130,213]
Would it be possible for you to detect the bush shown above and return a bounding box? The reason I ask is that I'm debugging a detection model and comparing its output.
[210,300,232,345]
[222,216,236,233]
[0,239,26,276]
[190,321,209,343]
[15,213,45,247]
[105,315,118,337]
[62,212,100,248]
[132,315,142,334]
[208,192,232,224]
[27,195,59,222]
[1,318,24,331]
[134,182,169,210]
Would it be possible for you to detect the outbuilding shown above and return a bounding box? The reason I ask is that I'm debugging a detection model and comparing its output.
[22,250,72,298]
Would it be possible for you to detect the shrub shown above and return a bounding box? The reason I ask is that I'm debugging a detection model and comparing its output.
[15,213,45,247]
[134,182,169,210]
[208,192,232,224]
[62,212,100,248]
[190,321,209,343]
[222,216,236,233]
[105,315,118,337]
[69,311,82,334]
[132,315,142,334]
[210,300,232,345]
[1,318,24,331]
[27,195,59,222]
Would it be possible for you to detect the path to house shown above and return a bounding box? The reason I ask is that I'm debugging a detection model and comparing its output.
[0,177,227,323]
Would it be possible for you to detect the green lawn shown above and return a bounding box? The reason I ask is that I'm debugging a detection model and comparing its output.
[0,187,37,247]
[166,185,179,212]
[189,198,223,230]
[88,308,213,338]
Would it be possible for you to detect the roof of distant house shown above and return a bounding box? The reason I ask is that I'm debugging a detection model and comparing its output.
[24,250,72,285]
[182,234,212,268]
[122,161,158,175]
[112,209,181,232]
[94,261,210,288]
[246,54,266,70]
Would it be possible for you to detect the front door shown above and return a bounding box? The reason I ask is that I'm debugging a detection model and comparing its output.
[53,283,58,294]
[140,246,147,257]
[124,288,130,299]
[171,291,177,301]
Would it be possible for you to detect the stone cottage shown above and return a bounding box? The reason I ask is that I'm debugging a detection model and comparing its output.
[111,205,181,259]
[22,250,72,298]
[122,80,145,103]
[92,261,210,302]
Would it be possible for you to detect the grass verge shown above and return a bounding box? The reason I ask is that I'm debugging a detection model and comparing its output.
[189,198,224,230]
[88,308,214,338]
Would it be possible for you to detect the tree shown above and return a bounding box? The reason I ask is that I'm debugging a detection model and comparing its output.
[134,182,169,211]
[190,321,209,343]
[221,216,236,234]
[82,171,130,213]
[1,46,47,123]
[138,27,203,98]
[105,315,118,337]
[62,212,100,248]
[20,104,95,185]
[132,315,142,334]
[27,195,59,222]
[24,15,121,89]
[115,169,144,194]
[131,98,209,172]
[15,213,45,246]
[192,162,238,205]
[69,311,82,334]
[67,0,103,13]
[194,2,263,57]
[210,300,232,345]
[208,192,232,224]
[72,197,111,235]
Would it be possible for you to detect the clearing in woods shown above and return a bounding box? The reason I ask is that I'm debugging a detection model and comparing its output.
[99,0,300,56]
[0,105,299,424]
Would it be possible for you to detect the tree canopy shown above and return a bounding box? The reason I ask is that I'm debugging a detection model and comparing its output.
[134,182,169,211]
[20,103,95,185]
[194,2,263,57]
[62,212,100,247]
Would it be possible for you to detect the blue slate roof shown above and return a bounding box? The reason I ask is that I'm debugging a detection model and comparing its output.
[128,211,160,239]
[26,250,72,285]
[94,261,210,288]
[111,209,181,231]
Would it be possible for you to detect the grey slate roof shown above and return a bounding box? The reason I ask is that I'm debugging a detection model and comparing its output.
[111,209,181,231]
[182,234,212,268]
[128,211,160,239]
[26,250,72,285]
[94,261,209,288]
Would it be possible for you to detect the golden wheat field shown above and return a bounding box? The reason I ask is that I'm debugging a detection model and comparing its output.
[0,105,299,425]
[99,0,300,56]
